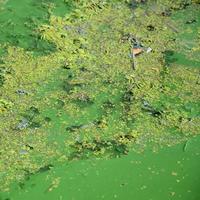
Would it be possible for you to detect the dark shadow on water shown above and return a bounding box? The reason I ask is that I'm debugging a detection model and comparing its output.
[164,50,178,65]
[164,50,200,68]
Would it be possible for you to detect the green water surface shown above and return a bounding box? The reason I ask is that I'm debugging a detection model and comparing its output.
[1,136,200,200]
[0,1,200,200]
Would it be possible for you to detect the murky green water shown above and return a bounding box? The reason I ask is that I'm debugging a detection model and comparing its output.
[0,0,72,55]
[0,0,200,199]
[1,136,200,200]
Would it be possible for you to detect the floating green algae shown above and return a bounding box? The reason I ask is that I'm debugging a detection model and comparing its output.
[1,137,200,200]
[0,0,200,195]
[0,0,73,56]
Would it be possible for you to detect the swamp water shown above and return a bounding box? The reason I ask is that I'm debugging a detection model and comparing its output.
[0,0,200,199]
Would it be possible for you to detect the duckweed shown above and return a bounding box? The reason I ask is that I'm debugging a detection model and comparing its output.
[0,0,199,191]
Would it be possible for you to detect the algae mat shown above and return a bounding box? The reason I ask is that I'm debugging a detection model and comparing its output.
[1,136,200,200]
[0,0,200,199]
